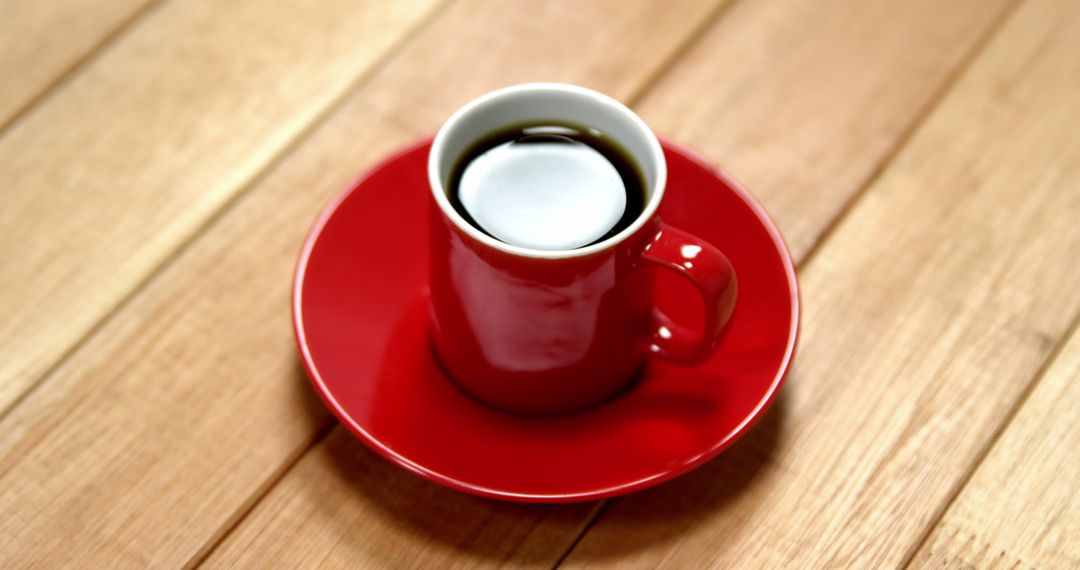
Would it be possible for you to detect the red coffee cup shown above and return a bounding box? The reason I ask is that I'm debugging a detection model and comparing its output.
[428,83,737,415]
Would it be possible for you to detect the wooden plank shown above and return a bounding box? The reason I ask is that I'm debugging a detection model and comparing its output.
[0,0,444,415]
[203,0,1022,566]
[0,0,728,567]
[208,429,601,568]
[562,0,1080,566]
[635,0,1017,259]
[0,0,153,128]
[911,325,1080,569]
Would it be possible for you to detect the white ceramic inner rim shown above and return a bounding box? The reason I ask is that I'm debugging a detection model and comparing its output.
[428,83,667,259]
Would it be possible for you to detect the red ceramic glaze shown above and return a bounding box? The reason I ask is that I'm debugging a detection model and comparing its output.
[430,199,736,415]
[294,138,798,502]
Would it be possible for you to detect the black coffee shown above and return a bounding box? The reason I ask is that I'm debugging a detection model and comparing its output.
[448,122,646,250]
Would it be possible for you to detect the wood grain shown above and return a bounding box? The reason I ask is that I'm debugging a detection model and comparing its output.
[0,0,443,416]
[0,0,153,128]
[563,0,1080,566]
[3,0,1071,567]
[0,0,729,567]
[911,325,1080,569]
[205,0,1024,567]
[635,0,1015,259]
[207,429,601,569]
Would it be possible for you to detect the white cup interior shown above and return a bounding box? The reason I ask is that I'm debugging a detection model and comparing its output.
[429,83,666,259]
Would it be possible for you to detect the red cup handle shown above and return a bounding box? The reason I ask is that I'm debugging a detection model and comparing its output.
[636,222,737,365]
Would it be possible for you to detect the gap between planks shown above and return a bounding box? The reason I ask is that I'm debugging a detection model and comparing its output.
[898,309,1080,569]
[0,0,456,426]
[620,0,742,106]
[183,420,339,570]
[789,0,1025,274]
[0,0,169,136]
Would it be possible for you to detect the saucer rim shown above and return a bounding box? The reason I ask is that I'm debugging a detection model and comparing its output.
[293,136,800,503]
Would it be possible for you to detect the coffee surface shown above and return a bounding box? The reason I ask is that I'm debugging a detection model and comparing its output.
[449,123,645,251]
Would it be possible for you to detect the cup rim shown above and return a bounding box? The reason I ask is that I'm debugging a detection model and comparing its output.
[428,83,667,259]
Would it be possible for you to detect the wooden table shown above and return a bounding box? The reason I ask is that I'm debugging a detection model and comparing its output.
[2,0,1078,567]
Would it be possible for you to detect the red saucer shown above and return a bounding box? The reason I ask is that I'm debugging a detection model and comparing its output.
[294,138,799,502]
